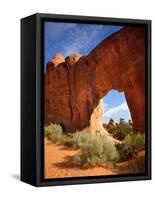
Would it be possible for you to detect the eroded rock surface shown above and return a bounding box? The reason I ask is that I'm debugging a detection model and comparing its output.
[90,99,109,135]
[45,27,145,133]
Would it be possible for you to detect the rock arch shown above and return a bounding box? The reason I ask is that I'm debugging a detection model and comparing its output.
[45,26,145,133]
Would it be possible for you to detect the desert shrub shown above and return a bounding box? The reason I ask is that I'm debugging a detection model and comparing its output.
[116,133,145,161]
[45,124,119,167]
[44,123,64,144]
[53,127,93,149]
[60,134,77,147]
[119,124,133,139]
[115,143,136,161]
[124,132,145,150]
[107,124,133,141]
[44,124,92,147]
[71,128,92,148]
[73,133,119,167]
[45,123,145,166]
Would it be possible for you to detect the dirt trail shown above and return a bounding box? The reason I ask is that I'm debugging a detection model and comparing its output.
[44,138,145,179]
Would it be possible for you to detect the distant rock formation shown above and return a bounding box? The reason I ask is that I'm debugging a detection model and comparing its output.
[119,118,125,125]
[45,27,145,133]
[107,118,116,129]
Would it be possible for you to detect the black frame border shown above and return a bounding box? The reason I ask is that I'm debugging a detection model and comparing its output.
[35,13,151,187]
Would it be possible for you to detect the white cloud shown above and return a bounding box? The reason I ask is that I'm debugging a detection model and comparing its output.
[45,23,123,69]
[103,103,109,112]
[53,24,104,57]
[104,102,129,117]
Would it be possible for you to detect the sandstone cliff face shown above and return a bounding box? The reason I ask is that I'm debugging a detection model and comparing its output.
[90,99,107,134]
[45,27,145,133]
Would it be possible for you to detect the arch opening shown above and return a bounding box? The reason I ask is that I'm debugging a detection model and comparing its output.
[89,89,132,134]
[102,89,132,126]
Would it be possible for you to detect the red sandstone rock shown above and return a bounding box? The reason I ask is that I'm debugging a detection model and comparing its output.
[45,27,145,133]
[49,52,65,66]
[128,120,133,126]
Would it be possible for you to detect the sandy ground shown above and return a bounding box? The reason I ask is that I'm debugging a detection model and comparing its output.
[44,138,145,179]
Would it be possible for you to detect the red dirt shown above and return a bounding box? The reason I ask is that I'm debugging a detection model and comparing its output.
[44,138,145,179]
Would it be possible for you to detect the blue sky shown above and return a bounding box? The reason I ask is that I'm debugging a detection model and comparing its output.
[44,22,123,68]
[102,90,131,123]
[44,21,131,123]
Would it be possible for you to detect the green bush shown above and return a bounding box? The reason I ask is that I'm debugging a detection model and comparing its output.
[44,123,90,147]
[73,132,119,167]
[44,123,64,144]
[116,133,145,161]
[115,143,135,161]
[61,133,79,147]
[124,132,145,150]
[71,128,92,149]
[107,124,133,141]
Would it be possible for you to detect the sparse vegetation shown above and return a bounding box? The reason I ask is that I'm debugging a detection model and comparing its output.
[44,123,63,144]
[73,132,119,167]
[124,132,145,150]
[107,124,133,141]
[44,123,72,145]
[44,123,90,147]
[116,132,145,161]
[71,128,93,149]
[107,124,145,161]
[44,123,145,167]
[45,123,119,167]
